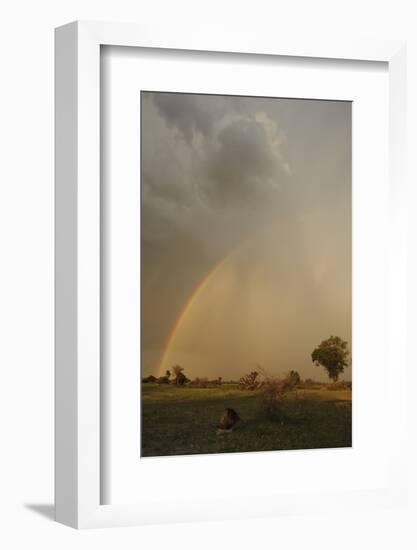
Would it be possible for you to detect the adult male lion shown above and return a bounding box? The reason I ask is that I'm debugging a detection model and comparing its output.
[216,408,240,435]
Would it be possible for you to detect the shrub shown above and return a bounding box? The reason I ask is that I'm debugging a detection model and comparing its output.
[239,371,260,390]
[190,377,209,388]
[260,377,300,422]
[281,371,300,391]
[259,370,300,420]
[142,375,157,383]
[326,380,352,391]
[299,378,323,390]
[189,377,224,388]
[287,370,301,387]
[260,378,286,418]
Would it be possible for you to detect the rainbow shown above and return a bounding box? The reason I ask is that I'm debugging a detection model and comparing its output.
[157,250,235,376]
[156,224,279,375]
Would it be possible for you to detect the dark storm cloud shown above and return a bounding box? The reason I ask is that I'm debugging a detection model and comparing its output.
[153,92,227,142]
[203,116,287,206]
[144,92,290,220]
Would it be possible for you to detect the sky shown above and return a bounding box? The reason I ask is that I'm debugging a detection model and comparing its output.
[141,91,352,382]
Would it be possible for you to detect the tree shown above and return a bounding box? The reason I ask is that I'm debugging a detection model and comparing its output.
[171,365,188,386]
[176,372,188,386]
[311,336,349,382]
[172,365,184,377]
[166,370,171,379]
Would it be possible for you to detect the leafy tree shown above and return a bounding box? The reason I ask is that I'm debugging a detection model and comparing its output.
[176,372,188,386]
[311,336,349,382]
[171,365,188,386]
[172,365,184,377]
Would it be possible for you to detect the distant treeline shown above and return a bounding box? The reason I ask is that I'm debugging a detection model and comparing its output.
[142,373,225,387]
[142,371,352,390]
[143,336,351,388]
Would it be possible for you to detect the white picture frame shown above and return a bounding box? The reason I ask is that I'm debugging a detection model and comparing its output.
[55,21,407,529]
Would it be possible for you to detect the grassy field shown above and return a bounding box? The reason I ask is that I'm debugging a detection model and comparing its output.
[141,383,352,457]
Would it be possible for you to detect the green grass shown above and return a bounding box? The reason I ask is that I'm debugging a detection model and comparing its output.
[141,383,352,457]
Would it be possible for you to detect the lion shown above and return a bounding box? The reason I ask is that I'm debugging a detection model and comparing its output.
[216,407,240,435]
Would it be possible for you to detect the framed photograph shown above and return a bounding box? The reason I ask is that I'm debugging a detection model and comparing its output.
[55,21,407,528]
[139,89,352,459]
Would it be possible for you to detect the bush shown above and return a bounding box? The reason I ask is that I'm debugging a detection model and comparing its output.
[260,377,292,422]
[142,375,157,383]
[239,371,260,390]
[259,371,300,420]
[190,377,209,388]
[326,380,352,391]
[299,378,324,390]
[280,371,300,391]
[260,379,286,418]
[189,377,223,388]
[287,370,301,387]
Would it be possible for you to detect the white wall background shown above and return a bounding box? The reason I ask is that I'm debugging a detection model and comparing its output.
[0,0,416,548]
